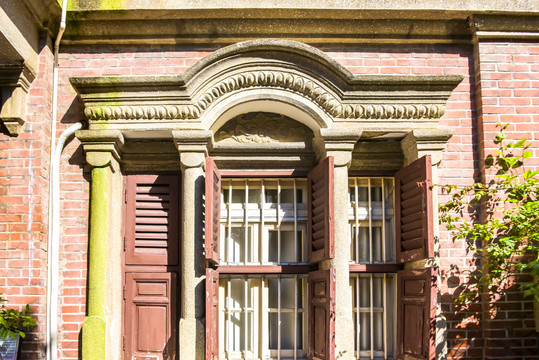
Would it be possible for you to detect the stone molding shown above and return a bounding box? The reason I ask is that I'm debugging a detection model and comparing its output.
[470,15,539,40]
[0,63,36,136]
[401,128,454,166]
[71,39,463,135]
[76,130,125,169]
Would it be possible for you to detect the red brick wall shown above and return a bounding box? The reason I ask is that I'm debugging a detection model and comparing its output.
[0,36,54,359]
[473,41,539,360]
[2,39,536,359]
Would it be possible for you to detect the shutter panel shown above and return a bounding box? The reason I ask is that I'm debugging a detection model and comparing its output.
[124,272,177,360]
[395,155,433,263]
[308,269,336,360]
[397,268,436,360]
[125,174,179,266]
[205,158,221,265]
[205,268,219,360]
[307,156,334,264]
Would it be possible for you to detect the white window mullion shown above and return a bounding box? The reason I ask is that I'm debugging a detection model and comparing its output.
[293,180,298,263]
[381,178,386,263]
[355,274,360,360]
[226,279,231,356]
[368,178,373,264]
[244,276,248,356]
[227,182,232,264]
[277,180,281,264]
[294,274,298,360]
[383,273,388,360]
[369,274,374,360]
[354,179,359,263]
[261,180,266,264]
[278,276,281,360]
[244,180,249,265]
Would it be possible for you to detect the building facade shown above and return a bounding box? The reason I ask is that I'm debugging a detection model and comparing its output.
[0,1,538,359]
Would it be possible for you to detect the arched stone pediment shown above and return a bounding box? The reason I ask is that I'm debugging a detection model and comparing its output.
[71,39,463,139]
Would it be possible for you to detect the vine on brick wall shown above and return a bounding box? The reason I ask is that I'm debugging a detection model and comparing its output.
[439,123,539,303]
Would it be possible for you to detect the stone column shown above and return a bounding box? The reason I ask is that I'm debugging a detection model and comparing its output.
[315,128,361,360]
[76,130,124,360]
[172,130,212,360]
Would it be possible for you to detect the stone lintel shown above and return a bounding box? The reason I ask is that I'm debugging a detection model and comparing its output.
[0,64,36,136]
[401,128,454,166]
[76,130,125,168]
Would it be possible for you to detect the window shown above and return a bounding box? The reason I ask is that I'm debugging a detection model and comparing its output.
[219,178,309,359]
[205,157,335,360]
[206,156,437,360]
[348,177,397,359]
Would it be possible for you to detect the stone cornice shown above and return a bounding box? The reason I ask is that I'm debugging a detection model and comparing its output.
[470,15,539,40]
[71,40,463,132]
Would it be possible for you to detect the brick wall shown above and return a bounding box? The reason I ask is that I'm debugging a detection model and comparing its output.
[2,38,536,359]
[0,36,54,359]
[473,41,539,360]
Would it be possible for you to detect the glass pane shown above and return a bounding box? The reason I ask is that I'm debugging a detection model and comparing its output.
[226,227,252,263]
[248,188,261,204]
[281,277,295,309]
[269,312,278,349]
[280,313,295,349]
[265,189,278,204]
[229,278,245,309]
[268,278,278,308]
[360,312,371,351]
[374,311,383,351]
[372,226,382,263]
[359,276,370,307]
[358,227,369,263]
[280,231,296,263]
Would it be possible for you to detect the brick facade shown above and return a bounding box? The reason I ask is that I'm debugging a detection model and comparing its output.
[0,6,537,360]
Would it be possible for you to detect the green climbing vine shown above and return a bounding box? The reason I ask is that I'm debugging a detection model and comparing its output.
[439,123,539,303]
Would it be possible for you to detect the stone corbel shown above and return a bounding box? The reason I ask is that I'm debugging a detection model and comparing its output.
[0,64,35,136]
[172,130,213,170]
[400,128,454,166]
[76,130,125,171]
[314,127,362,167]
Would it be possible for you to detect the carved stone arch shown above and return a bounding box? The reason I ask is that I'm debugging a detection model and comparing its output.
[203,90,332,134]
[71,38,463,141]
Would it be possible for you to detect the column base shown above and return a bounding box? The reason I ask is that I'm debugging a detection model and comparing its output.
[82,315,106,360]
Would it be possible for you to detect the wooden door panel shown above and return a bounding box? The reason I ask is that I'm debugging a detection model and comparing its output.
[125,272,177,360]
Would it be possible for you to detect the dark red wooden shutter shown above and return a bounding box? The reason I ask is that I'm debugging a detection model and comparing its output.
[308,269,335,360]
[397,268,436,360]
[395,155,433,263]
[205,268,219,360]
[125,174,179,266]
[124,272,177,360]
[307,156,334,264]
[205,158,221,265]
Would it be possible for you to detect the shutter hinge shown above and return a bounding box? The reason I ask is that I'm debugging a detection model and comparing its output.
[124,188,127,203]
[123,285,126,299]
[123,335,126,351]
[123,235,126,251]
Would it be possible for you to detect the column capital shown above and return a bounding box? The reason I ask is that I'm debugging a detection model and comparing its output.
[314,128,361,167]
[76,129,124,169]
[400,127,453,166]
[172,130,213,170]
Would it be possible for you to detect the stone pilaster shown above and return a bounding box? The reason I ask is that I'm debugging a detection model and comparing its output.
[76,130,124,360]
[172,130,212,360]
[400,127,453,360]
[315,127,361,360]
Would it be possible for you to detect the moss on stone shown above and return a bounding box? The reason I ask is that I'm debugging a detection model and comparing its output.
[67,0,124,11]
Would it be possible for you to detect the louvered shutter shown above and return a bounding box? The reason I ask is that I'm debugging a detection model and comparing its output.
[205,268,219,360]
[308,269,336,360]
[307,156,335,264]
[397,268,436,360]
[125,174,179,266]
[205,158,221,265]
[124,272,177,360]
[395,155,433,263]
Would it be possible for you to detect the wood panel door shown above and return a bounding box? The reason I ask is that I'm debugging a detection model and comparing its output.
[124,174,180,360]
[124,273,177,360]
